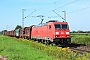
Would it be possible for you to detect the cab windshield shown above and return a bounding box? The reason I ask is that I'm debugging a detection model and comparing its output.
[54,24,68,29]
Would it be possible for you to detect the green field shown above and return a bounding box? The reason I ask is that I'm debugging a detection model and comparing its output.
[0,35,90,60]
[0,35,57,60]
[71,33,90,45]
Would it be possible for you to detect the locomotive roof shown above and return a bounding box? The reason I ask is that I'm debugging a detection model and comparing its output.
[33,20,68,28]
[46,20,59,23]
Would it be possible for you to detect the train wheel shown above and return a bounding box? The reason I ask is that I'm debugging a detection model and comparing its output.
[46,40,51,45]
[41,39,43,43]
[51,43,56,46]
[42,40,45,44]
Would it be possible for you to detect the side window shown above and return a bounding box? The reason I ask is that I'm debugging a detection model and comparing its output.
[49,25,51,29]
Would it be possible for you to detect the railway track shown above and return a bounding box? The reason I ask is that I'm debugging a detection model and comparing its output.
[58,43,90,54]
[70,46,90,59]
[70,47,90,54]
[37,40,90,54]
[70,44,90,54]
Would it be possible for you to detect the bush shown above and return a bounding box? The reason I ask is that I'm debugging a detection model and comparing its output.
[16,38,90,60]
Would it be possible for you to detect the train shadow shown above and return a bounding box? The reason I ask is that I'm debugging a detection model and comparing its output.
[58,43,86,48]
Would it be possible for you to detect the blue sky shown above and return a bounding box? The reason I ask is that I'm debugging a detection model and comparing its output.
[0,0,90,31]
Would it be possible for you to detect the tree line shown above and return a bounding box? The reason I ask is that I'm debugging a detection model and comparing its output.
[0,25,21,34]
[0,25,90,34]
[71,30,90,33]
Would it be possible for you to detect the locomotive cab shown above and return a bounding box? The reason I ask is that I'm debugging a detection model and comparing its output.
[47,21,71,44]
[53,23,71,44]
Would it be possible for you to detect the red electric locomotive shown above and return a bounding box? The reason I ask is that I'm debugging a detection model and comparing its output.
[31,20,71,44]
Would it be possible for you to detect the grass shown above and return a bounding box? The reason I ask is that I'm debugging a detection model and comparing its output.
[0,35,90,60]
[15,36,90,60]
[0,35,58,60]
[71,34,90,45]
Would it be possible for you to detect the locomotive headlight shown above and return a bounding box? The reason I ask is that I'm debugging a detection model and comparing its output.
[66,32,69,34]
[55,32,59,34]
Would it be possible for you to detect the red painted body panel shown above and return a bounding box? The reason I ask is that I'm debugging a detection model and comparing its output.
[31,26,39,37]
[31,21,70,42]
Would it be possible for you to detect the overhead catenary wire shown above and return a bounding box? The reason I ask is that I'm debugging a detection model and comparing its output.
[52,10,64,20]
[24,10,36,19]
[47,6,90,18]
[67,7,90,14]
[43,0,79,15]
[25,0,79,20]
[53,0,79,11]
[24,0,90,22]
[31,6,90,20]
